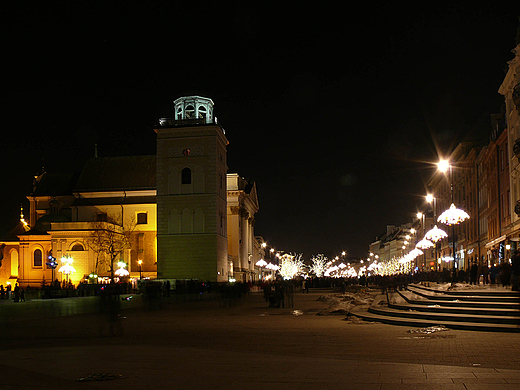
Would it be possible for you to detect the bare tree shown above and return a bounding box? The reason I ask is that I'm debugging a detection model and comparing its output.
[86,214,135,281]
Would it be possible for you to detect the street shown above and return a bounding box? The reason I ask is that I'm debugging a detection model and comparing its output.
[1,289,520,389]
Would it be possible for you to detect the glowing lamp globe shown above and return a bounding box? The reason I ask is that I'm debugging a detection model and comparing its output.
[424,225,448,242]
[437,203,470,226]
[416,238,434,249]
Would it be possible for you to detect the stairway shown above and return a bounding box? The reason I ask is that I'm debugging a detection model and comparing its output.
[349,283,520,332]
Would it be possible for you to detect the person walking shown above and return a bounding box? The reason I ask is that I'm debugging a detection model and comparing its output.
[286,281,294,308]
[511,250,520,291]
[470,262,478,285]
[490,263,498,285]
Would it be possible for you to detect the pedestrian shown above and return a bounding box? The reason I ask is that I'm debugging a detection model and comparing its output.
[482,264,489,284]
[0,285,4,300]
[469,262,478,285]
[511,250,520,291]
[263,282,271,302]
[490,263,498,285]
[500,261,511,287]
[13,283,20,302]
[274,281,285,308]
[286,281,294,308]
[20,288,25,302]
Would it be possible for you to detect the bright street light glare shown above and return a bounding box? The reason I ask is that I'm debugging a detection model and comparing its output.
[437,159,450,173]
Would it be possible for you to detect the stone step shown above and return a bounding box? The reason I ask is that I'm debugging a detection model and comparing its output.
[410,283,520,297]
[397,289,520,310]
[391,292,520,317]
[349,304,520,333]
[369,301,520,325]
[349,291,520,332]
[406,285,520,303]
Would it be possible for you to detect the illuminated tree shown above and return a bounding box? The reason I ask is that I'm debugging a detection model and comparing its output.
[278,253,304,279]
[86,215,135,280]
[309,254,328,277]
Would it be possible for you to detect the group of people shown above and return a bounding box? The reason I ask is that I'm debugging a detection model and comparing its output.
[262,279,297,308]
[467,250,520,290]
[0,283,25,302]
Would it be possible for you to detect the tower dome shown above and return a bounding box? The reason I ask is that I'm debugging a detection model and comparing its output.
[173,96,214,124]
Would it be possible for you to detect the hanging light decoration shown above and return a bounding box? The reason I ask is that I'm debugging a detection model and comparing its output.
[437,203,470,226]
[58,255,76,275]
[409,248,423,258]
[416,238,434,249]
[255,259,268,267]
[115,267,129,277]
[424,225,448,242]
[115,261,129,277]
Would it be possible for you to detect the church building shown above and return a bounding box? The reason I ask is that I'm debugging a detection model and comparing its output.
[0,96,263,288]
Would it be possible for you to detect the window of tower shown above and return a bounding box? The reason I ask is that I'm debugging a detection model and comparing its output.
[181,168,192,184]
[176,107,182,120]
[185,105,195,119]
[198,106,206,120]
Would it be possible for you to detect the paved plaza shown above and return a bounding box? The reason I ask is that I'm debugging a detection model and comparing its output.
[1,288,520,389]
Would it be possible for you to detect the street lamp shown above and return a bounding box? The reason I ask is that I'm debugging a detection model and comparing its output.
[256,259,267,280]
[58,255,75,285]
[436,159,470,283]
[138,260,142,280]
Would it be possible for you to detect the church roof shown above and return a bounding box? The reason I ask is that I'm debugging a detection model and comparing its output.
[0,221,30,241]
[74,156,156,192]
[31,172,80,196]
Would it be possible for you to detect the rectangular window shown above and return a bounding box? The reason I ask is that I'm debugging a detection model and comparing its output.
[137,212,148,225]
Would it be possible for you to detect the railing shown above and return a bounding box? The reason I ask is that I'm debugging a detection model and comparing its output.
[158,117,215,127]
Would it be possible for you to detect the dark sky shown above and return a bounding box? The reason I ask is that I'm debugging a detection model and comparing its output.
[1,3,518,259]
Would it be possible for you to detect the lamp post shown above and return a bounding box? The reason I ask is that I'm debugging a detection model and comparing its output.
[138,260,142,280]
[256,259,267,281]
[416,213,425,270]
[58,255,75,286]
[436,160,470,283]
[426,194,439,271]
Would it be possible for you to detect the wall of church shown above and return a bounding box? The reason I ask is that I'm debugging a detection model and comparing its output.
[18,237,52,287]
[0,245,19,288]
[129,231,156,274]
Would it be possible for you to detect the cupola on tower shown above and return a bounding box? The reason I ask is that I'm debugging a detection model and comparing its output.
[155,96,229,282]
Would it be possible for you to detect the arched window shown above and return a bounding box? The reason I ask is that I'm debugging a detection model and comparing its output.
[33,249,43,267]
[181,168,192,184]
[71,243,84,251]
[185,105,195,119]
[198,105,206,120]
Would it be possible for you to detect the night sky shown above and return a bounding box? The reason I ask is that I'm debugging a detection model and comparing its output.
[1,3,518,259]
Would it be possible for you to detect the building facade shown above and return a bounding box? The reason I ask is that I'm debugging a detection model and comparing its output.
[0,96,262,288]
[156,96,229,282]
[499,40,520,253]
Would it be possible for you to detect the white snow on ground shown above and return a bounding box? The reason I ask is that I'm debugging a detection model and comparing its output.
[316,290,375,316]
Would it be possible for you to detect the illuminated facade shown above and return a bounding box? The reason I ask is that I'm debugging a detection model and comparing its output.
[226,173,260,282]
[0,96,261,288]
[499,39,520,253]
[155,96,229,282]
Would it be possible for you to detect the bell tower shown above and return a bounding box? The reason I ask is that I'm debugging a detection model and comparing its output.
[155,96,229,282]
